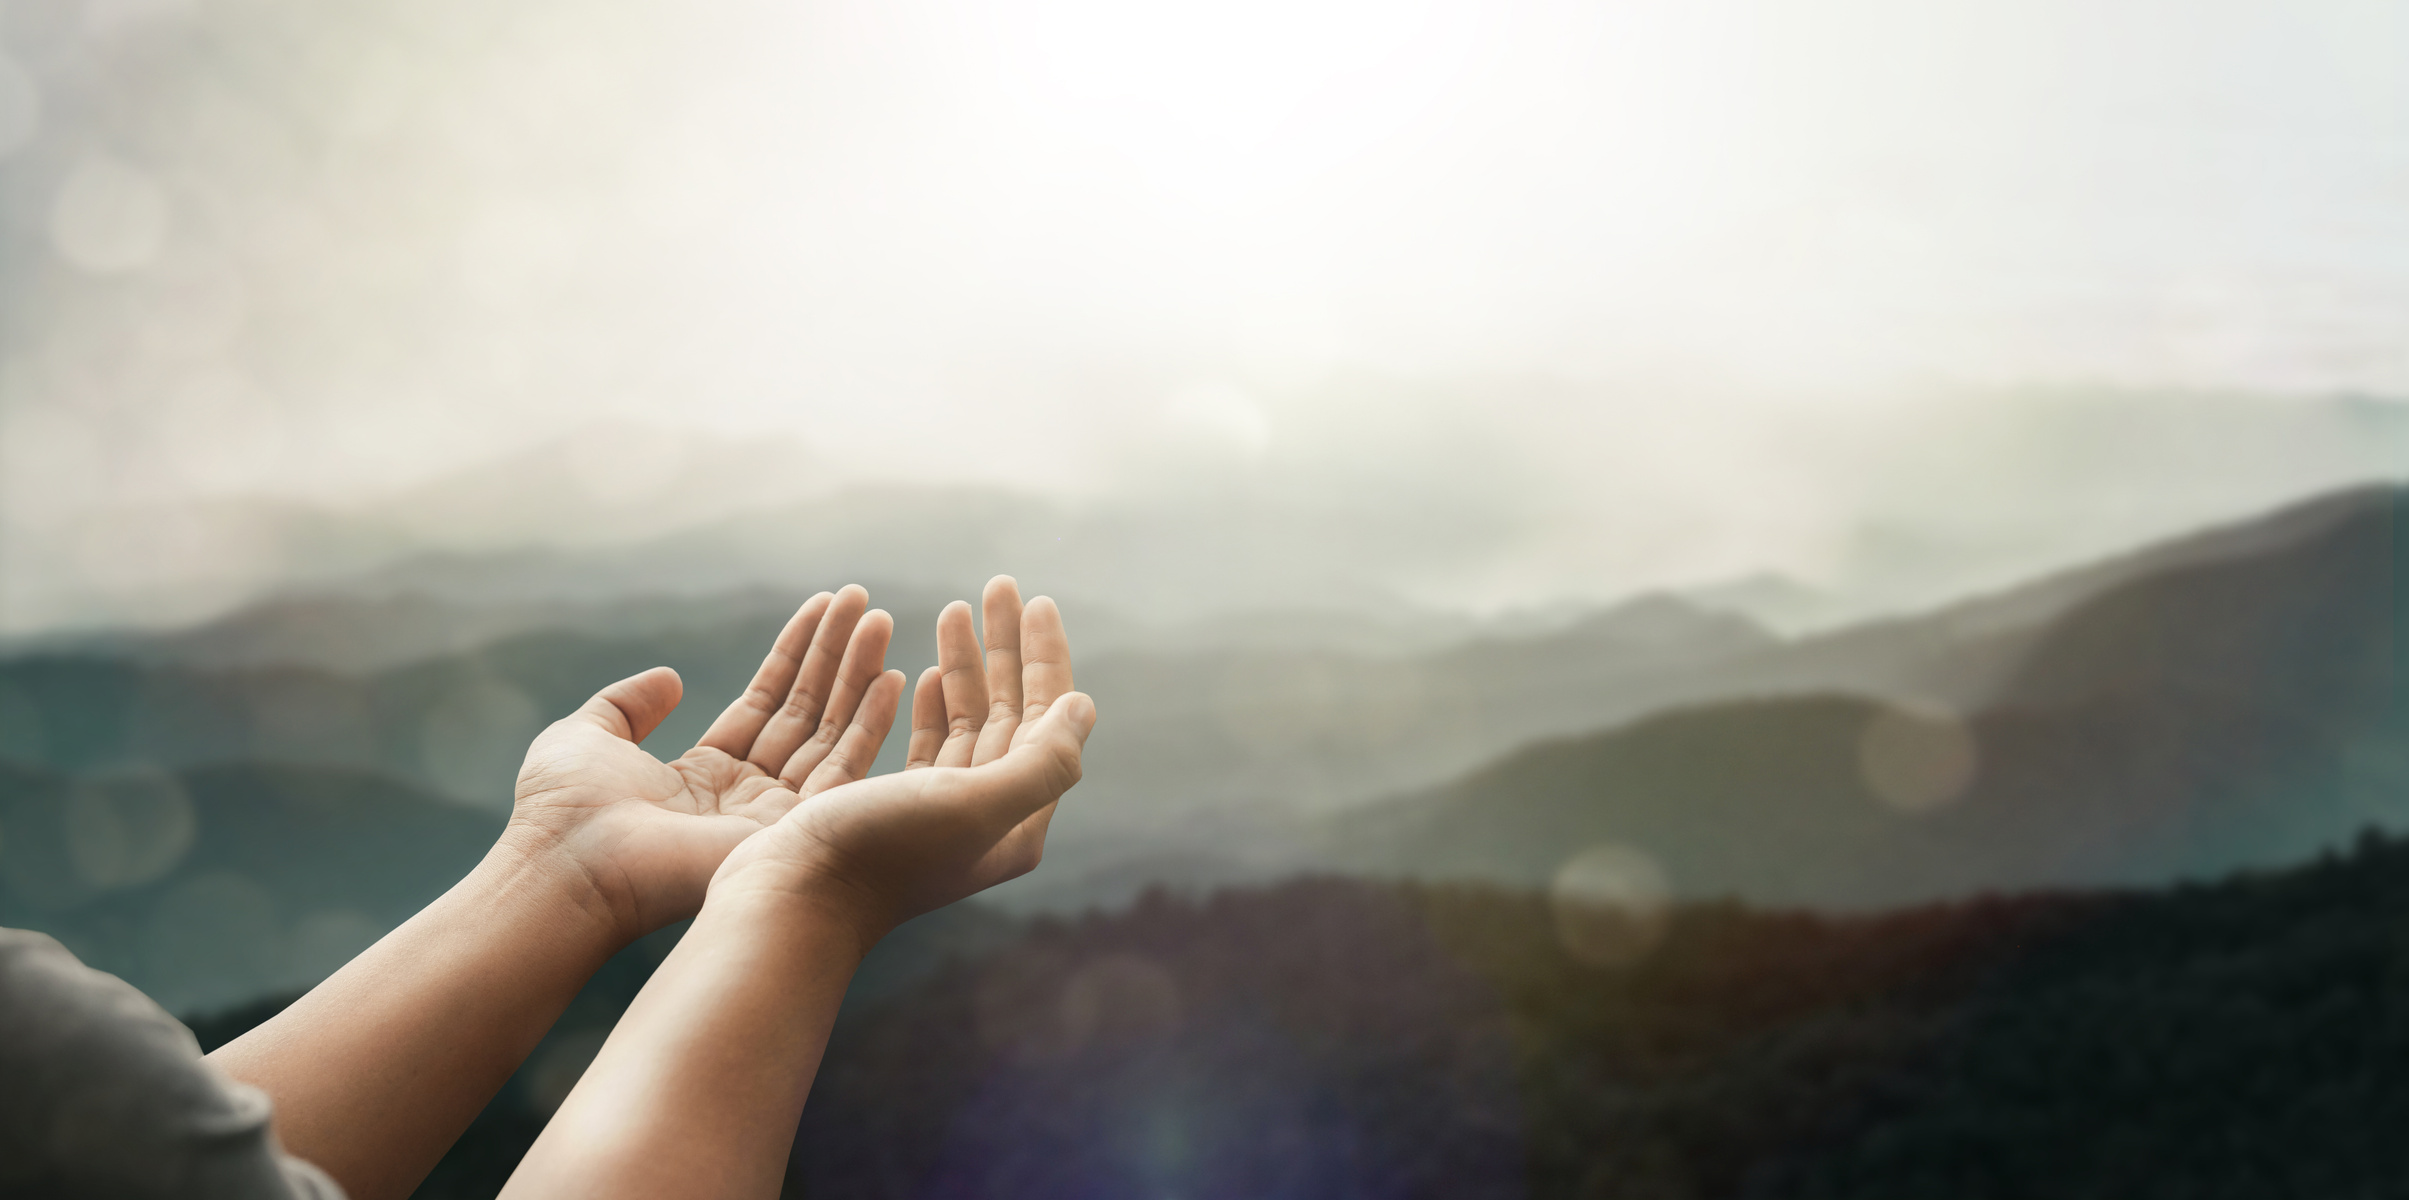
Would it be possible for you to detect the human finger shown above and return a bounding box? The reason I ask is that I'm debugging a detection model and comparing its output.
[799,669,906,796]
[695,594,829,758]
[934,600,986,768]
[778,608,894,788]
[567,666,684,743]
[746,585,868,773]
[968,689,1095,827]
[1017,596,1073,728]
[971,575,1024,766]
[906,666,945,769]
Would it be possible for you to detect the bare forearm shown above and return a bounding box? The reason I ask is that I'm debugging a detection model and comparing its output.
[208,830,628,1200]
[501,885,866,1199]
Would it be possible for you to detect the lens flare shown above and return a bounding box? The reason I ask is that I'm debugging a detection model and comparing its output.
[1549,843,1671,967]
[1058,953,1184,1051]
[1857,701,1979,814]
[253,685,376,766]
[977,949,1184,1062]
[66,769,196,890]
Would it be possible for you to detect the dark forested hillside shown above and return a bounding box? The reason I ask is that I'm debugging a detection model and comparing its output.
[753,832,2409,1198]
[1333,485,2404,905]
[184,832,2409,1199]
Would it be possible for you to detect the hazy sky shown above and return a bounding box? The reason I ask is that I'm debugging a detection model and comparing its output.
[0,0,2403,627]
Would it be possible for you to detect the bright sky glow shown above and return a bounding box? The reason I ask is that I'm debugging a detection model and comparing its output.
[0,0,2403,628]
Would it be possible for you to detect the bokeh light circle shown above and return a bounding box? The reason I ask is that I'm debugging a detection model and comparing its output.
[1857,701,1979,814]
[1549,843,1671,967]
[66,769,196,890]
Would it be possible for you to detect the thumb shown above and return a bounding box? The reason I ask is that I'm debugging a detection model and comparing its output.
[571,667,685,742]
[1047,690,1098,746]
[1021,690,1095,790]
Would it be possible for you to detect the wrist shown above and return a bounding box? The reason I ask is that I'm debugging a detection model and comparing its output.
[485,819,644,953]
[703,856,892,967]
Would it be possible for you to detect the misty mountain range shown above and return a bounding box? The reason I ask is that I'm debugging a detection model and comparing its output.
[0,479,2398,1009]
[1326,482,2404,907]
[10,390,2405,639]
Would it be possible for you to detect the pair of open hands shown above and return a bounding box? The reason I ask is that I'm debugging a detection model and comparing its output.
[507,577,1095,952]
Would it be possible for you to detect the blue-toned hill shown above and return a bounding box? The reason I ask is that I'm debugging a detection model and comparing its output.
[1332,485,2403,904]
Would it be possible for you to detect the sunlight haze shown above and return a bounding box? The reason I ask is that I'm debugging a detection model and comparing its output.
[0,0,2402,629]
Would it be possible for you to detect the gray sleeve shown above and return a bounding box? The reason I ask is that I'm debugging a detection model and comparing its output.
[0,927,346,1200]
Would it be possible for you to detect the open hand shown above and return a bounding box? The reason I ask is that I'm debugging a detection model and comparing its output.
[711,576,1097,948]
[507,585,907,942]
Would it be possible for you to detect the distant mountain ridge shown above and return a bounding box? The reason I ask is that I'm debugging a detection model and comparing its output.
[0,480,2398,920]
[17,390,2398,638]
[1030,481,2407,904]
[11,589,819,675]
[0,483,2397,1014]
[1324,484,2403,906]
